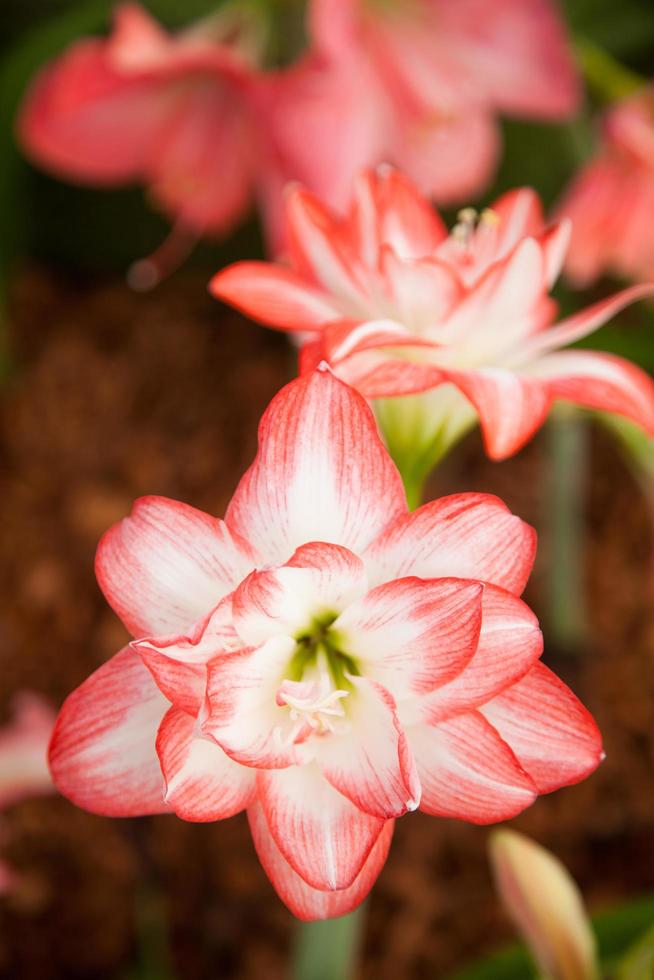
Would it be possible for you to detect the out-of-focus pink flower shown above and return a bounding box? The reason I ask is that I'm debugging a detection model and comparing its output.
[49,370,602,920]
[0,692,55,897]
[560,88,654,287]
[18,2,263,277]
[287,0,580,206]
[0,692,55,809]
[211,168,654,462]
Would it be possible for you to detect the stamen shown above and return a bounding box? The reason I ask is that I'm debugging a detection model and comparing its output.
[451,207,478,247]
[275,663,351,746]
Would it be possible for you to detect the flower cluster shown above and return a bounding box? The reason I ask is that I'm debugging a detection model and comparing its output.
[18,0,579,255]
[50,369,602,919]
[212,168,654,469]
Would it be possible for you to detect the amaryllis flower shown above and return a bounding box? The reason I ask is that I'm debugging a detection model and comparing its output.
[211,168,654,466]
[559,87,654,287]
[299,0,580,205]
[17,2,263,282]
[50,369,602,920]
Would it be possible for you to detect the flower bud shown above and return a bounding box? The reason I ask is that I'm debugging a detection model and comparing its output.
[490,829,599,980]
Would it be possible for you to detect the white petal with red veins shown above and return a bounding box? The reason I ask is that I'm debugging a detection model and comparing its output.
[527,351,654,434]
[417,584,543,724]
[409,712,537,824]
[444,367,552,459]
[203,635,298,769]
[49,647,169,816]
[481,662,603,793]
[334,577,482,698]
[316,676,420,819]
[232,542,368,646]
[225,370,407,563]
[365,493,536,595]
[257,763,384,890]
[248,800,394,921]
[96,496,256,637]
[156,707,255,821]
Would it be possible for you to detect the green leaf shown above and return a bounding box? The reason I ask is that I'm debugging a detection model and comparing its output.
[616,924,654,980]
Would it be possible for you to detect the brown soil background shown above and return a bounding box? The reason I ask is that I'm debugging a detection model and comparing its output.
[0,265,653,979]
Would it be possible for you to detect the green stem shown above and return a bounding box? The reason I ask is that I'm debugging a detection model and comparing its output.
[544,412,588,654]
[575,37,645,103]
[291,905,366,980]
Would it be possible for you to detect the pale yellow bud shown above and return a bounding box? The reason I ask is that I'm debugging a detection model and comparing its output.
[489,830,599,980]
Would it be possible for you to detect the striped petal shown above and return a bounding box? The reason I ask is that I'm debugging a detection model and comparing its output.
[225,369,407,562]
[156,707,255,821]
[248,801,394,921]
[409,712,537,824]
[334,577,483,698]
[49,647,168,816]
[481,662,603,793]
[209,262,341,331]
[365,493,536,595]
[96,495,256,637]
[257,763,384,890]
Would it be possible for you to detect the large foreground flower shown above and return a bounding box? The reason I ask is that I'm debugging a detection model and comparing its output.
[559,86,654,287]
[50,370,602,919]
[211,169,654,471]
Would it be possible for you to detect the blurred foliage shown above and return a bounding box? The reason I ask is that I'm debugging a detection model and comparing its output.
[449,894,654,980]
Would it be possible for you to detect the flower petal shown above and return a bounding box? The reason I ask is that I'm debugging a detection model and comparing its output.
[203,636,298,769]
[225,369,407,562]
[409,712,537,824]
[525,283,654,356]
[365,493,536,596]
[316,676,420,819]
[209,262,341,331]
[18,40,168,185]
[233,542,367,646]
[419,584,542,723]
[133,596,240,714]
[0,693,55,808]
[481,662,603,793]
[134,646,205,715]
[394,108,500,207]
[285,188,368,304]
[530,351,654,435]
[445,367,552,459]
[96,495,255,637]
[156,707,255,821]
[335,577,483,698]
[257,763,384,890]
[248,800,394,921]
[49,647,169,816]
[350,167,447,264]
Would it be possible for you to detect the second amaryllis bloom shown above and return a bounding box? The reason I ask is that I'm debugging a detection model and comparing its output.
[211,168,654,470]
[49,369,601,920]
[559,86,654,287]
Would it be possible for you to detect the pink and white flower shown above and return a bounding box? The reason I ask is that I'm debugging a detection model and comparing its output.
[296,0,580,206]
[211,168,654,463]
[49,369,602,920]
[559,87,654,287]
[18,3,263,267]
[0,692,56,896]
